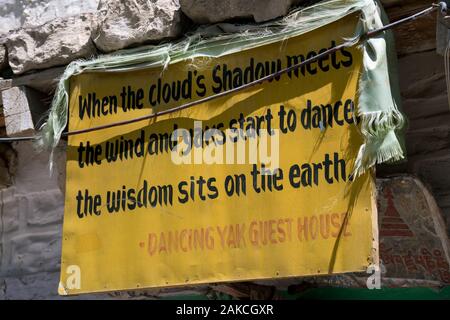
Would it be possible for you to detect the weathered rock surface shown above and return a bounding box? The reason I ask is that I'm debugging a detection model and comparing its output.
[180,0,303,24]
[0,0,99,35]
[92,0,183,53]
[1,86,47,136]
[377,176,450,285]
[379,48,450,234]
[5,13,97,74]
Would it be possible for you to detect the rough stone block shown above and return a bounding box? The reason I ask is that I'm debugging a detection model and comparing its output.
[1,86,47,137]
[180,0,304,23]
[0,271,114,299]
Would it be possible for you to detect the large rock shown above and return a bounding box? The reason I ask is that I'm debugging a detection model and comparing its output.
[92,0,183,53]
[5,13,97,74]
[180,0,303,24]
[0,44,7,70]
[0,0,99,35]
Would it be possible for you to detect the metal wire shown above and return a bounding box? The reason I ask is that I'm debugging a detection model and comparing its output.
[0,2,446,143]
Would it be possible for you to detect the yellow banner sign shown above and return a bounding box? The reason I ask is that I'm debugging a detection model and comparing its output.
[59,13,377,295]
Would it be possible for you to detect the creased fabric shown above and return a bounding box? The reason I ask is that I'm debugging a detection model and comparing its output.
[39,0,405,175]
